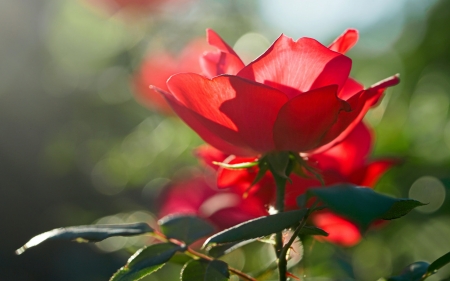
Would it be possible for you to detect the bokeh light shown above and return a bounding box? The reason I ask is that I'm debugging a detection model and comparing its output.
[409,176,446,214]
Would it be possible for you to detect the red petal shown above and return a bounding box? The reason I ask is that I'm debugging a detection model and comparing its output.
[200,29,245,77]
[238,35,351,97]
[159,176,268,231]
[338,77,364,101]
[217,156,275,206]
[352,158,401,187]
[133,39,212,114]
[208,197,269,230]
[328,29,359,54]
[194,145,230,170]
[153,85,254,156]
[312,211,361,247]
[310,75,400,154]
[167,73,289,154]
[159,177,216,218]
[312,122,372,177]
[132,52,177,114]
[273,85,350,152]
[284,174,321,210]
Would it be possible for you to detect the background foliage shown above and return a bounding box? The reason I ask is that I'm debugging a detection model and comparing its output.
[1,0,450,280]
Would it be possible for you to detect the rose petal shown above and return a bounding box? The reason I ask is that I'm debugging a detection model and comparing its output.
[273,85,350,152]
[200,29,245,77]
[153,85,254,156]
[217,156,275,205]
[328,29,359,54]
[167,73,289,154]
[310,74,400,154]
[351,158,401,187]
[132,52,177,113]
[338,77,364,101]
[312,211,361,247]
[133,39,212,114]
[238,35,352,97]
[284,175,321,210]
[312,122,372,177]
[159,177,216,218]
[194,145,229,170]
[208,198,269,230]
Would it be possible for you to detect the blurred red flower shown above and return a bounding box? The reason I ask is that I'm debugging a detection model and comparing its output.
[196,122,398,246]
[85,0,189,14]
[158,175,269,230]
[154,29,399,156]
[133,39,213,114]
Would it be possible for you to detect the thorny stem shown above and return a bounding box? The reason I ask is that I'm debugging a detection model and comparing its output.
[270,154,296,281]
[278,208,311,273]
[187,247,257,281]
[272,153,323,281]
[273,174,288,281]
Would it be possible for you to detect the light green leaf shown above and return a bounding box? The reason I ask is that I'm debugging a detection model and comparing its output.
[16,223,153,255]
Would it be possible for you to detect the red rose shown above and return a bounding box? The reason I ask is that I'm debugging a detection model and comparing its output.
[196,122,398,246]
[154,29,399,156]
[158,176,269,230]
[133,39,213,114]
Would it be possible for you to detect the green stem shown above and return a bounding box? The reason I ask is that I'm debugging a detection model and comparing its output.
[273,174,288,281]
[278,210,310,271]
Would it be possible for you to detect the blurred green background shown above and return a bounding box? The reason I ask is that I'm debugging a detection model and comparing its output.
[1,0,450,280]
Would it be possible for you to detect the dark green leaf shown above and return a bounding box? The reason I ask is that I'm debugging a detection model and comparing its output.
[428,252,450,275]
[181,259,229,281]
[267,152,291,179]
[386,261,429,281]
[159,215,215,245]
[204,209,307,246]
[110,243,181,281]
[381,199,426,220]
[308,184,425,231]
[168,253,193,265]
[298,226,328,237]
[15,223,153,255]
[296,194,310,208]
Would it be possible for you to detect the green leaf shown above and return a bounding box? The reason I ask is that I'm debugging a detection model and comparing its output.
[298,226,328,237]
[386,261,430,281]
[267,152,291,179]
[296,193,311,209]
[428,252,450,276]
[110,243,182,281]
[381,199,426,220]
[308,184,425,231]
[204,209,307,246]
[385,252,450,281]
[15,223,153,255]
[181,259,229,281]
[213,161,258,169]
[159,215,215,245]
[168,253,193,265]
